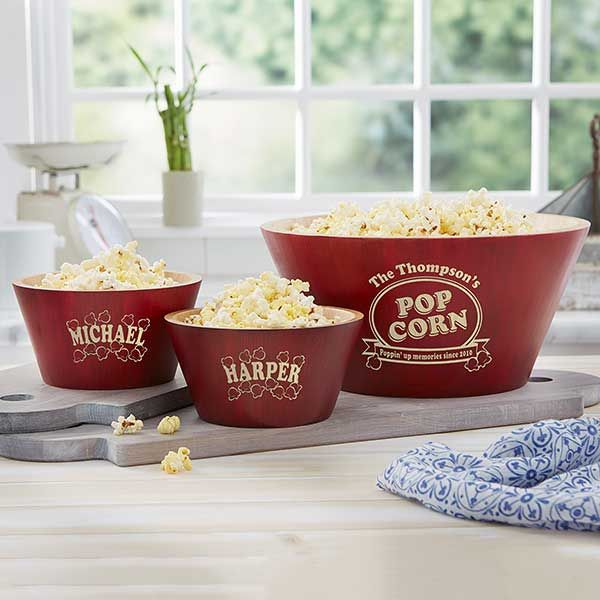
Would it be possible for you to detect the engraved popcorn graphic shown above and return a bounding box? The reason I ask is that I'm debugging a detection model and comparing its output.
[464,348,493,373]
[365,355,383,372]
[221,346,305,402]
[66,311,150,364]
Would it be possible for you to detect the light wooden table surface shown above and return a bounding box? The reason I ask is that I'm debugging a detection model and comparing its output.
[0,355,598,600]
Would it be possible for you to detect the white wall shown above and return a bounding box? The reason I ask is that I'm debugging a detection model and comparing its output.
[0,0,32,223]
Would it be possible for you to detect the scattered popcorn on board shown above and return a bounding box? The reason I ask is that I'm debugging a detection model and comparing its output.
[157,415,181,435]
[111,414,144,436]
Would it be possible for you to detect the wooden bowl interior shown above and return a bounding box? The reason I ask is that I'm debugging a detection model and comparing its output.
[262,213,590,237]
[14,271,201,290]
[165,306,363,329]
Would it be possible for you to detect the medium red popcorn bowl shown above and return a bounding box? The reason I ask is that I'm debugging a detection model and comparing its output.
[262,214,589,398]
[165,307,363,427]
[13,273,201,390]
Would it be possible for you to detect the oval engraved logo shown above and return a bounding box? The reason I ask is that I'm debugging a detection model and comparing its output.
[363,277,491,372]
[370,277,481,350]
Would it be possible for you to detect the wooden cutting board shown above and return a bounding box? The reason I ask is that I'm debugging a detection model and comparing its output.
[0,369,598,466]
[0,363,191,434]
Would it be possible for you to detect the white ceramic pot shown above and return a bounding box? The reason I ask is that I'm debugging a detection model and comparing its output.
[162,170,204,227]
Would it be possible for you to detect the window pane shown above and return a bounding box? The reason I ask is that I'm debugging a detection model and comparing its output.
[431,0,533,83]
[550,100,600,190]
[551,1,600,82]
[311,102,412,192]
[431,100,531,190]
[311,0,412,85]
[189,101,295,193]
[75,102,164,194]
[72,0,174,87]
[189,0,294,87]
[75,100,295,194]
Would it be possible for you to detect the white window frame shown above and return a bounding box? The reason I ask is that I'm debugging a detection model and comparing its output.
[29,0,600,216]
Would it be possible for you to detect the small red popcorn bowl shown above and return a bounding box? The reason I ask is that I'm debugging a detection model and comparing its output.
[165,307,363,427]
[262,214,589,398]
[13,272,201,390]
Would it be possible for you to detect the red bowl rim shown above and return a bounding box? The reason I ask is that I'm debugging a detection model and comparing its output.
[165,306,364,331]
[13,271,202,292]
[261,212,590,240]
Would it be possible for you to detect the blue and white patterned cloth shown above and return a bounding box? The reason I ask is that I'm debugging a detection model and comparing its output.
[377,418,600,531]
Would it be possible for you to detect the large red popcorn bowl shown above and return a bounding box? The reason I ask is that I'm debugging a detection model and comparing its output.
[13,273,201,390]
[165,307,363,427]
[262,214,589,398]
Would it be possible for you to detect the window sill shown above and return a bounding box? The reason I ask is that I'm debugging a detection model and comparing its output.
[129,211,296,240]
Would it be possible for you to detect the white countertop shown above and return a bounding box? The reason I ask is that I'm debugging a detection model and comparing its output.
[0,353,599,599]
[128,211,298,239]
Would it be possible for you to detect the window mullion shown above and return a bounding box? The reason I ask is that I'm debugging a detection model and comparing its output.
[413,0,431,195]
[531,0,551,202]
[32,0,73,142]
[174,0,189,88]
[60,0,570,211]
[294,0,311,201]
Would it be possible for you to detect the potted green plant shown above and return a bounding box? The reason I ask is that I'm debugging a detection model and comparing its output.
[129,44,207,226]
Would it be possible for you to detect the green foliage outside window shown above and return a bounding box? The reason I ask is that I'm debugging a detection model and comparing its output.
[72,0,600,194]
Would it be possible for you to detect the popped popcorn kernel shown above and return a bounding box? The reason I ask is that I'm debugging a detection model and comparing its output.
[157,415,181,435]
[111,414,144,436]
[184,272,335,329]
[161,447,193,474]
[161,454,180,474]
[291,189,534,237]
[40,241,175,290]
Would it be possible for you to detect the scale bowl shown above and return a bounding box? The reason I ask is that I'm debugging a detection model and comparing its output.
[13,272,201,390]
[5,141,125,173]
[262,213,590,398]
[165,307,363,428]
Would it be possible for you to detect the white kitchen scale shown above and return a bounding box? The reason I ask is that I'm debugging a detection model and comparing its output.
[6,141,133,266]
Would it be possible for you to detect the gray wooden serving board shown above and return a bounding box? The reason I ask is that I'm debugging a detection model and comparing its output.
[0,369,599,466]
[0,363,191,434]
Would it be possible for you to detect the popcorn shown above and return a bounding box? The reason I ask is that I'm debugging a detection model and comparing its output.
[291,189,533,237]
[40,241,175,290]
[111,414,144,436]
[157,415,181,435]
[161,447,193,474]
[184,272,335,329]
